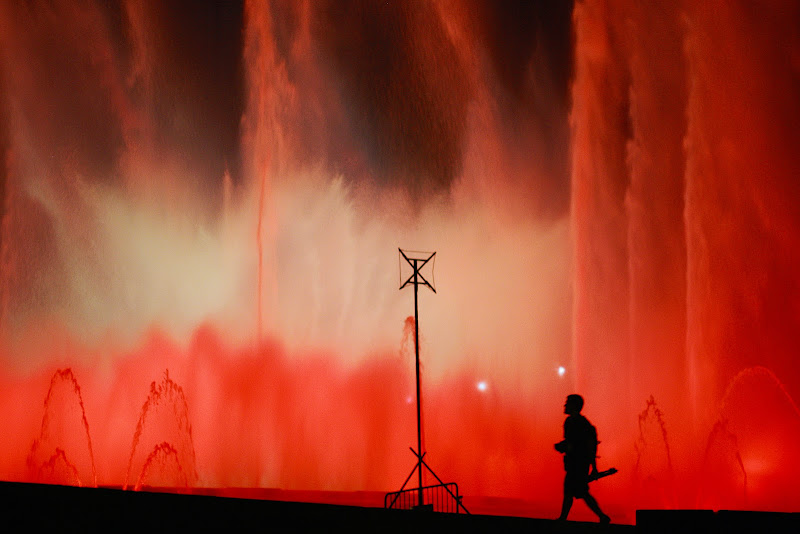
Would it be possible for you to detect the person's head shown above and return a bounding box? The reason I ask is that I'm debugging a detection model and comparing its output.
[564,394,584,415]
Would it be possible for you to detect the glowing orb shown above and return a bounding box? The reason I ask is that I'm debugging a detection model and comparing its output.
[558,366,566,377]
[476,380,488,392]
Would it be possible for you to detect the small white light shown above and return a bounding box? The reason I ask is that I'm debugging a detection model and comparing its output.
[558,366,566,377]
[477,380,488,392]
[406,396,413,404]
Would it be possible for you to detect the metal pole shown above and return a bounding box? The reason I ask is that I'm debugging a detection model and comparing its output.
[414,259,423,508]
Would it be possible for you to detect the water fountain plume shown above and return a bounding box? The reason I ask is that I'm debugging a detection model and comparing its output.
[27,368,97,487]
[39,448,82,487]
[633,396,675,509]
[719,366,800,424]
[0,0,797,522]
[135,441,189,492]
[699,418,748,510]
[124,370,197,490]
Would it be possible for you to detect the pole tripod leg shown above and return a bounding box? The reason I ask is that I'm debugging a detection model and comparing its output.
[388,459,420,509]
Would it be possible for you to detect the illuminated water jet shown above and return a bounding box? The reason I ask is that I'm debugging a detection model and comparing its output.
[718,367,800,424]
[124,370,197,491]
[633,396,674,509]
[38,448,82,487]
[27,369,97,488]
[698,419,748,510]
[135,441,189,492]
[0,0,796,524]
[571,0,800,516]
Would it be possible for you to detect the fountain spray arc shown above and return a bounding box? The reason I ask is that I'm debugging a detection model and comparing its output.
[386,249,468,513]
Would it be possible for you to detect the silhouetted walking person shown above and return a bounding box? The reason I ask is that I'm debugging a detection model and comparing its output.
[555,394,610,523]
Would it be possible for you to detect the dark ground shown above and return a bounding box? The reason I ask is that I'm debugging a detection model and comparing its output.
[2,481,797,532]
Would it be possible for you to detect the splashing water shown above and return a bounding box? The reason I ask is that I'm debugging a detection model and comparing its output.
[38,448,82,487]
[634,396,673,472]
[27,369,97,487]
[0,0,797,523]
[706,365,800,511]
[570,0,800,517]
[719,366,800,424]
[124,370,197,490]
[698,419,748,510]
[633,396,674,509]
[135,441,188,492]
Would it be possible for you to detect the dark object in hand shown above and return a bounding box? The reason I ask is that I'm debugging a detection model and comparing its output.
[588,467,618,482]
[555,440,567,453]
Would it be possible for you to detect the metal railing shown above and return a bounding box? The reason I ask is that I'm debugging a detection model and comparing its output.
[385,482,465,514]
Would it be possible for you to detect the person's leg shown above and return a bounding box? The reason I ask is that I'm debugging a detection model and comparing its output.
[558,474,573,520]
[583,492,610,523]
[558,493,573,520]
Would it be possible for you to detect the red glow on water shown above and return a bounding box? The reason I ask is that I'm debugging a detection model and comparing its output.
[0,0,799,525]
[569,0,800,517]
